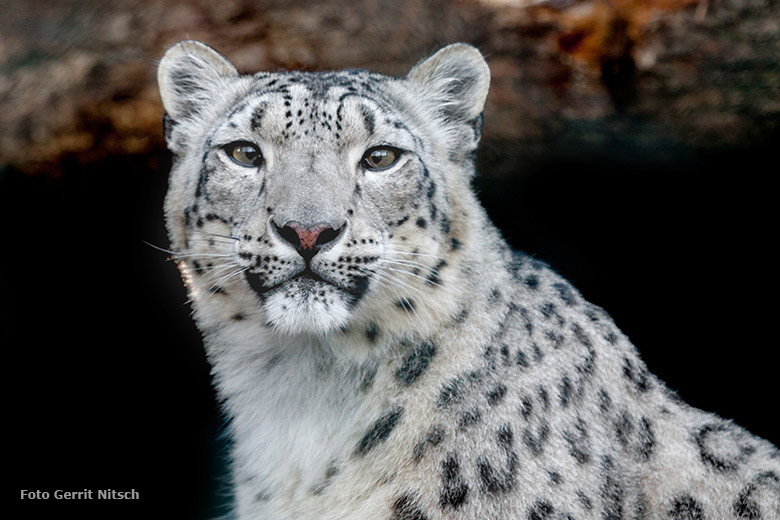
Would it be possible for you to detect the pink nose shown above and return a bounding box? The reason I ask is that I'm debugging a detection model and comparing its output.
[288,223,327,250]
[273,221,344,260]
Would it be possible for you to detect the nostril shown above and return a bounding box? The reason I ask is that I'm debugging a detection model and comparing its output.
[275,223,301,248]
[315,224,344,247]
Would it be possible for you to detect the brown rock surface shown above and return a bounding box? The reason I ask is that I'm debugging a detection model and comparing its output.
[1,0,778,175]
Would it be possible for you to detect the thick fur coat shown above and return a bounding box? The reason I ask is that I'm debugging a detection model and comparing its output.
[157,41,780,519]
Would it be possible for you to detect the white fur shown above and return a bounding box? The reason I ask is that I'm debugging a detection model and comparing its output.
[158,42,780,520]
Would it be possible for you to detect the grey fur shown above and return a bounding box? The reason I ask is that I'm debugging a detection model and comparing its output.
[158,41,780,520]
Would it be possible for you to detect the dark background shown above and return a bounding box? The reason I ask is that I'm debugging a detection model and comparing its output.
[4,135,778,519]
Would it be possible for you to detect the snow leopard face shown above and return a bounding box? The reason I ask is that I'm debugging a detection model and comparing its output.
[158,41,489,336]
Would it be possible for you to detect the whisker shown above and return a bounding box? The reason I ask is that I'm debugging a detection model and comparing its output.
[379,258,435,272]
[376,265,440,287]
[189,229,240,241]
[363,269,427,329]
[359,266,426,296]
[143,240,177,255]
[169,252,234,261]
[209,266,249,291]
[188,238,237,246]
[199,262,240,278]
[387,248,443,260]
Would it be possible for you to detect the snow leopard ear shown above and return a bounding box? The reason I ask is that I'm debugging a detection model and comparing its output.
[157,40,238,125]
[407,43,490,123]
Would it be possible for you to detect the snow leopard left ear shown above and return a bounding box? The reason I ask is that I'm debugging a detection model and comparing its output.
[157,40,238,126]
[407,43,490,123]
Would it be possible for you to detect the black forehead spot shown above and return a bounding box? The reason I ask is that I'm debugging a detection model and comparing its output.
[280,70,384,98]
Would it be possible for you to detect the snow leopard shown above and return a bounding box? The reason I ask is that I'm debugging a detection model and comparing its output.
[157,41,779,520]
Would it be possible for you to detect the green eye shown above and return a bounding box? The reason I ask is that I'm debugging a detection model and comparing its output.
[224,141,263,167]
[361,146,402,171]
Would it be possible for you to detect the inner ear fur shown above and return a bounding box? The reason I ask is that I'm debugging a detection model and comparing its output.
[157,40,238,123]
[407,43,491,123]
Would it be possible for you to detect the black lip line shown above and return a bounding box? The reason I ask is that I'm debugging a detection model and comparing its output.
[245,267,343,297]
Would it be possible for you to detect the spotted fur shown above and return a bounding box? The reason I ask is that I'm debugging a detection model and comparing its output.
[158,41,780,520]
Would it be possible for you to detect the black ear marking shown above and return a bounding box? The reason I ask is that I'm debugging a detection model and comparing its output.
[162,112,177,142]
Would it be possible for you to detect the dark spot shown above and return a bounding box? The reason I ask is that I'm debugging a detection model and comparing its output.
[439,453,469,509]
[391,494,428,520]
[532,343,544,362]
[563,417,591,465]
[254,488,272,502]
[523,421,550,456]
[537,386,550,410]
[415,217,427,229]
[598,388,612,413]
[394,215,410,227]
[669,494,705,520]
[695,423,754,473]
[396,341,437,386]
[359,364,378,392]
[637,417,656,461]
[396,297,416,313]
[355,406,404,456]
[559,376,573,408]
[601,456,625,520]
[553,281,577,306]
[525,275,540,290]
[570,323,592,347]
[232,313,245,321]
[528,499,555,520]
[500,344,511,365]
[365,321,380,343]
[520,396,533,419]
[440,213,451,233]
[359,104,376,134]
[487,384,507,406]
[733,471,779,519]
[311,463,341,495]
[516,349,530,368]
[413,425,446,461]
[615,409,634,447]
[437,377,463,408]
[458,407,482,429]
[622,357,652,393]
[452,307,470,324]
[427,425,445,446]
[427,260,448,286]
[450,237,462,251]
[346,275,371,306]
[577,491,593,511]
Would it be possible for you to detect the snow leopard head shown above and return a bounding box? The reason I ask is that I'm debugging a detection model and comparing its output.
[158,41,490,337]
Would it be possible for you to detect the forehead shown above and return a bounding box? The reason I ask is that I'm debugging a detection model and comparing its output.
[219,69,415,147]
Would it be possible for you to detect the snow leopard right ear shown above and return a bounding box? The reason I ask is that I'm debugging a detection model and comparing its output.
[157,40,238,129]
[407,44,490,162]
[407,43,490,124]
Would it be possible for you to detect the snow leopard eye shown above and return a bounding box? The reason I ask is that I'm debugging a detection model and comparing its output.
[224,141,263,167]
[361,146,402,171]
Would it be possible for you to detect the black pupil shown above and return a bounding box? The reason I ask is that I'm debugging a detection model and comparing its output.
[239,146,256,161]
[368,149,392,167]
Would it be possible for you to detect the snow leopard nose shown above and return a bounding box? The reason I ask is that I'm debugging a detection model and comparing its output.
[273,221,345,262]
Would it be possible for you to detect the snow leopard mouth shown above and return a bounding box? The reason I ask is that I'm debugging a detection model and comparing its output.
[244,268,370,305]
[245,267,328,297]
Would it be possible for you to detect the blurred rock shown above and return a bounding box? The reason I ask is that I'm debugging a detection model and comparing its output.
[0,0,778,176]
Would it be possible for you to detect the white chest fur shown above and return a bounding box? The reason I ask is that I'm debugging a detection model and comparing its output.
[207,329,384,504]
